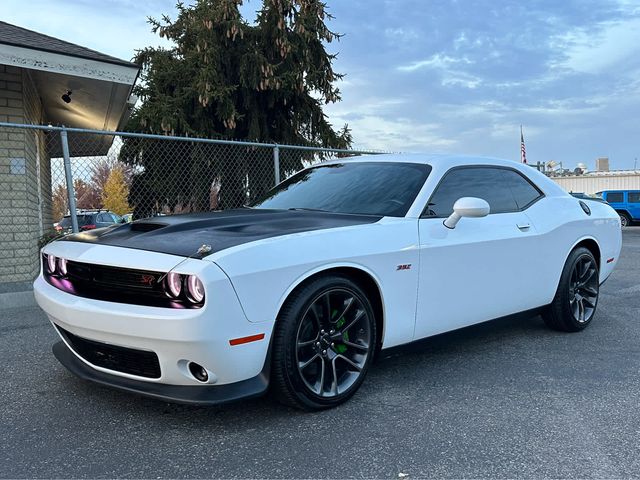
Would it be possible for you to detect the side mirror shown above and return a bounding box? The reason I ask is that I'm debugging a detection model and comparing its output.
[443,197,490,229]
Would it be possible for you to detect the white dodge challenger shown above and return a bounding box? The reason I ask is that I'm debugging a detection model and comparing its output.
[35,154,622,410]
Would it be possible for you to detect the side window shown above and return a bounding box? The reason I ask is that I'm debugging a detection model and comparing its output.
[97,213,110,223]
[110,213,122,223]
[425,167,518,217]
[502,169,543,209]
[606,192,624,203]
[628,192,640,203]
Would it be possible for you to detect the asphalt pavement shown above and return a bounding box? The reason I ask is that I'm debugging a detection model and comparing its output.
[1,228,639,479]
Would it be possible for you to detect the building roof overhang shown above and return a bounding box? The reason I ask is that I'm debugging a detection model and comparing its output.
[0,24,140,156]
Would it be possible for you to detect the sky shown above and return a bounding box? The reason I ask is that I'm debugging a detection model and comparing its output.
[3,0,640,169]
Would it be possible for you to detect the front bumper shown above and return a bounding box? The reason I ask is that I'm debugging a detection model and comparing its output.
[35,242,275,400]
[53,341,268,405]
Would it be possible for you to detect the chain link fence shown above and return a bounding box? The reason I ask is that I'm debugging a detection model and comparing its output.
[0,121,383,287]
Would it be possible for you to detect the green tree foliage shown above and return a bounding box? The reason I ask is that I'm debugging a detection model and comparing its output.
[121,0,351,217]
[102,167,132,216]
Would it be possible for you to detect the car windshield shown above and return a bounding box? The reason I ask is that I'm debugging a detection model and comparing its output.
[251,162,431,217]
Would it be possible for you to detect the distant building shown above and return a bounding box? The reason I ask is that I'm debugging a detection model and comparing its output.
[596,157,610,172]
[549,170,640,194]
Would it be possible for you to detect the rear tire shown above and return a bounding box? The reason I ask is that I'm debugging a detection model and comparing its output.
[542,247,599,332]
[271,274,376,410]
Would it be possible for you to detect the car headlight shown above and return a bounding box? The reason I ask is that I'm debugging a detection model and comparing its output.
[47,254,57,274]
[58,257,68,276]
[186,275,205,303]
[165,272,182,298]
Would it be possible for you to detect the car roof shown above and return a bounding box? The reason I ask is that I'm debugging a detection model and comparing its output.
[325,152,519,168]
[324,153,568,198]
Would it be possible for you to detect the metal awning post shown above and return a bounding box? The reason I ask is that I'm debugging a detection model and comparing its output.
[60,128,79,233]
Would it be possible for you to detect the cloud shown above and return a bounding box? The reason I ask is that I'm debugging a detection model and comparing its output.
[330,114,457,152]
[1,0,175,62]
[384,27,420,42]
[3,0,640,169]
[397,53,481,89]
[551,17,640,75]
[397,54,471,72]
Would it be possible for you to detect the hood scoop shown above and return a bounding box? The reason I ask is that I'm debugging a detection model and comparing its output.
[130,222,168,233]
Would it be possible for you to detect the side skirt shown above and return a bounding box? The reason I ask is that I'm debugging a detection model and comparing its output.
[375,307,546,362]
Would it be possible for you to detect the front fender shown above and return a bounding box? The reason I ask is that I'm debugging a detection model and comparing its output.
[207,218,420,349]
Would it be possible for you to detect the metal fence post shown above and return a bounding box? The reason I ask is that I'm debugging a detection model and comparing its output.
[273,144,280,185]
[60,128,79,233]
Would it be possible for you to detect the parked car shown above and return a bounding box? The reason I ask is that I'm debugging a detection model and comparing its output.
[596,190,640,227]
[55,210,124,233]
[569,192,608,204]
[36,154,621,410]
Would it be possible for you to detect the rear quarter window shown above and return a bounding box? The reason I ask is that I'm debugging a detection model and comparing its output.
[628,192,640,203]
[502,169,543,209]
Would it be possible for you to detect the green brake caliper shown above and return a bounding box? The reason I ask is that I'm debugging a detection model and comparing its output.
[332,309,348,354]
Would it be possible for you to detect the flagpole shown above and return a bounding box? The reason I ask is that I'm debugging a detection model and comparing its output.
[520,125,527,164]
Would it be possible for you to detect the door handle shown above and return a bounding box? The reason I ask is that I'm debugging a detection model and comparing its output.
[517,223,531,231]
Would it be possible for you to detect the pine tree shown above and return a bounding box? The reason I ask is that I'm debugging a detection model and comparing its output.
[121,0,351,217]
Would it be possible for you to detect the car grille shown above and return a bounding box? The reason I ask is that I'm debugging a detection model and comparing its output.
[66,261,161,292]
[57,326,161,379]
[43,257,202,309]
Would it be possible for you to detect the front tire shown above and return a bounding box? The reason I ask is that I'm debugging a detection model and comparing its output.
[271,274,376,410]
[619,212,630,228]
[542,247,599,332]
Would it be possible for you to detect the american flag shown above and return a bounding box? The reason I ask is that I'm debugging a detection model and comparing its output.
[520,125,527,164]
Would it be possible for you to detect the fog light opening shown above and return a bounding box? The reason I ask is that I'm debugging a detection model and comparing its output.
[188,362,209,383]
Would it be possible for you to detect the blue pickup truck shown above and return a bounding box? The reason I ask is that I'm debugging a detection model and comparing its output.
[597,190,640,227]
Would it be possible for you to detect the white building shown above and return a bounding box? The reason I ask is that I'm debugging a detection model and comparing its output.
[549,170,640,194]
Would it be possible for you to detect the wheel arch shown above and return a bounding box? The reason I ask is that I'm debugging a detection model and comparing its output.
[569,236,601,271]
[614,209,631,219]
[275,263,386,355]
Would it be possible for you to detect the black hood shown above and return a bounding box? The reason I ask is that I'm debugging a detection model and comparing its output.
[60,209,381,258]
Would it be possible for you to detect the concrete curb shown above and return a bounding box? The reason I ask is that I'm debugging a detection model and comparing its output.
[0,290,36,310]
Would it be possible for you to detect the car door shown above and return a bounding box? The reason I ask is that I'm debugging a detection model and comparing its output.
[628,191,640,220]
[414,166,544,340]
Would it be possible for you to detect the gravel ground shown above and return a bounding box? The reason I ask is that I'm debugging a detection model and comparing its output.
[1,228,639,479]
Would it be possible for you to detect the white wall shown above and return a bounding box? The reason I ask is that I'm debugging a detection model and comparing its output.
[550,173,640,194]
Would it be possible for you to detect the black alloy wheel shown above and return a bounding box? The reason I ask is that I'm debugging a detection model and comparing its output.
[271,274,376,410]
[568,255,599,324]
[542,247,599,332]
